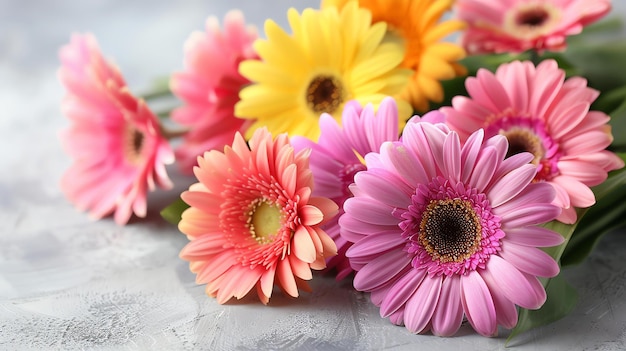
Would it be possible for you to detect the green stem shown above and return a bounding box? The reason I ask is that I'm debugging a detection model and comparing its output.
[140,86,173,101]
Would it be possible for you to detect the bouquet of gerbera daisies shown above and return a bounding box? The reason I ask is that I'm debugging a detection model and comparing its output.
[57,0,626,342]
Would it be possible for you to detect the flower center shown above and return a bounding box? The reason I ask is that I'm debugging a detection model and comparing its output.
[485,114,561,182]
[501,126,544,165]
[248,200,283,244]
[306,75,345,115]
[398,178,504,276]
[419,199,482,264]
[504,3,560,39]
[124,127,145,164]
[516,7,549,27]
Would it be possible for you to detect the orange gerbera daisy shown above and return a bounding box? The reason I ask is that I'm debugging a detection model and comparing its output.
[322,0,467,111]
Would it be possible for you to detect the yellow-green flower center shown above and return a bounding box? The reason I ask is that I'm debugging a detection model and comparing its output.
[500,127,544,165]
[419,199,482,264]
[306,75,345,115]
[249,200,283,244]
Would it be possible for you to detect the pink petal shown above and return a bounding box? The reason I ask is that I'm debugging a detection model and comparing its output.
[479,268,518,329]
[379,269,427,318]
[343,197,397,225]
[404,275,443,334]
[551,175,596,207]
[504,226,564,247]
[460,270,497,337]
[487,164,537,207]
[486,255,546,309]
[353,249,411,291]
[499,243,560,278]
[346,230,407,258]
[353,170,412,208]
[443,131,462,183]
[431,276,464,336]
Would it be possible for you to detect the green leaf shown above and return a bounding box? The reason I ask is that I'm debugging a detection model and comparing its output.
[160,197,190,226]
[506,275,578,345]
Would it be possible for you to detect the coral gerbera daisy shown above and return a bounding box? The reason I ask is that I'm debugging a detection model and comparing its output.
[441,60,624,223]
[456,0,611,54]
[234,2,413,141]
[170,10,258,174]
[340,122,564,336]
[58,33,174,225]
[178,128,338,304]
[322,0,467,111]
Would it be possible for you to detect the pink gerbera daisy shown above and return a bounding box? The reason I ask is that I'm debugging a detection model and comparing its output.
[340,122,564,336]
[456,0,611,54]
[170,10,258,174]
[292,97,442,280]
[441,60,624,223]
[178,128,338,304]
[58,33,174,225]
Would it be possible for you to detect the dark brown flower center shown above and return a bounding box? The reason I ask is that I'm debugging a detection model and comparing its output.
[125,127,145,164]
[501,127,544,165]
[306,75,344,115]
[516,7,549,27]
[419,199,482,263]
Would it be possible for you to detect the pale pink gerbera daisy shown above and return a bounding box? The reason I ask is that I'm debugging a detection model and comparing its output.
[178,128,338,304]
[457,0,611,54]
[170,10,258,174]
[58,33,174,225]
[441,60,624,223]
[340,122,564,336]
[292,97,442,280]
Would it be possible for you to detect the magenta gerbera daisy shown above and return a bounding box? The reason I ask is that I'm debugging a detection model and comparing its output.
[58,33,174,225]
[178,128,338,304]
[170,10,258,174]
[456,0,611,54]
[441,59,624,223]
[290,97,400,280]
[340,121,564,336]
[291,97,443,280]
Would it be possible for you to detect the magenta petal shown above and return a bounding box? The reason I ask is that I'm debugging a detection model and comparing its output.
[499,243,560,278]
[380,269,427,318]
[486,255,546,309]
[403,275,443,334]
[431,276,464,337]
[460,270,497,337]
[353,249,411,291]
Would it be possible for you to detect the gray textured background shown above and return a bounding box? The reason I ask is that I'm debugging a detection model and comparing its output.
[1,1,625,350]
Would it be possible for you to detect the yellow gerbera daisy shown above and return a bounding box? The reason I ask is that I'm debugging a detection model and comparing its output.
[235,3,413,141]
[322,0,467,111]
